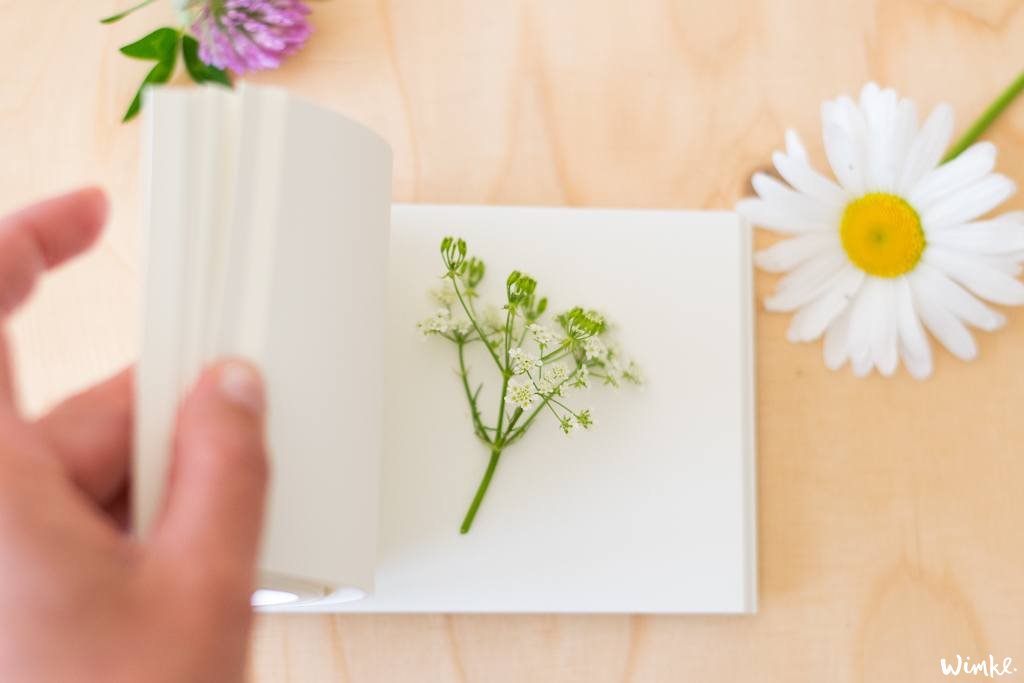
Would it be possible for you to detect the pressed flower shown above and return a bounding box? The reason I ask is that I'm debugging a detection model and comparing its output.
[509,347,541,375]
[571,365,591,389]
[559,415,580,434]
[430,282,457,306]
[528,323,557,347]
[505,379,537,411]
[191,0,312,74]
[420,237,640,533]
[417,309,451,336]
[738,82,1024,379]
[534,377,555,395]
[547,364,570,385]
[583,336,607,362]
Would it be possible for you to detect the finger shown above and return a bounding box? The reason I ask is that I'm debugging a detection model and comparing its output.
[153,360,269,595]
[35,368,133,505]
[0,187,108,316]
[0,328,15,409]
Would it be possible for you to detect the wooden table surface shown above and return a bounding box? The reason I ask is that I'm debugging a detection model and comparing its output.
[3,1,1024,680]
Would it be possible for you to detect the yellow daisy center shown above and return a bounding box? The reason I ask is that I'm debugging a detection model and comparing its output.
[839,193,925,278]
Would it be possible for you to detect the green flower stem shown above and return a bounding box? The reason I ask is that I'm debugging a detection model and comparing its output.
[460,448,503,534]
[449,273,502,370]
[493,307,515,438]
[457,341,490,444]
[944,69,1024,162]
[494,372,511,437]
[540,345,572,363]
[100,0,159,24]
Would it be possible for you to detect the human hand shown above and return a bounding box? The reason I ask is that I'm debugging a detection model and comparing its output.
[0,188,269,683]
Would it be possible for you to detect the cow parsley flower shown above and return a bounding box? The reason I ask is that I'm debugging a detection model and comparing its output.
[505,379,537,411]
[570,365,591,389]
[418,237,640,533]
[583,336,607,361]
[547,364,570,385]
[430,281,457,306]
[509,347,542,375]
[559,415,580,434]
[417,309,451,336]
[528,323,557,347]
[739,82,1024,378]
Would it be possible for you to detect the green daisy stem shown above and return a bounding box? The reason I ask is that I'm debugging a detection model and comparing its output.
[944,69,1024,162]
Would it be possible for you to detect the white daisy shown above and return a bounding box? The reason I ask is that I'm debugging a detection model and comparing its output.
[738,82,1024,379]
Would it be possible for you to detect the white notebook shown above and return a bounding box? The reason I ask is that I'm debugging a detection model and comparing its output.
[137,85,758,614]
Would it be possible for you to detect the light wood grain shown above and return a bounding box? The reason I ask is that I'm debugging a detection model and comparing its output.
[3,0,1024,680]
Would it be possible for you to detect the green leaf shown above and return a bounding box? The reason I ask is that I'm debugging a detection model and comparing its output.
[120,28,180,122]
[120,27,180,61]
[181,35,232,87]
[100,0,159,24]
[122,45,179,122]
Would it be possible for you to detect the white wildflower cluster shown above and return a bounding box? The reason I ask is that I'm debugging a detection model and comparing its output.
[509,347,542,375]
[570,365,590,389]
[583,336,607,362]
[505,378,537,411]
[528,323,558,347]
[559,415,580,434]
[482,305,505,333]
[558,409,593,435]
[547,364,569,385]
[429,281,457,306]
[417,308,451,336]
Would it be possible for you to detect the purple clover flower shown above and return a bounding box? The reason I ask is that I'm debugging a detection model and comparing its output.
[192,0,312,74]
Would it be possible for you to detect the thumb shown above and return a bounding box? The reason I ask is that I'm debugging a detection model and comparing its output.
[153,359,269,596]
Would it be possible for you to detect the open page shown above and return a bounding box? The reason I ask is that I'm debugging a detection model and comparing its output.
[287,205,757,614]
[136,86,392,604]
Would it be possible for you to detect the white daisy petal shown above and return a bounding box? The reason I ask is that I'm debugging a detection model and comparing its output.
[925,246,1024,305]
[771,151,848,208]
[784,129,809,160]
[765,251,847,311]
[897,102,954,195]
[921,174,1016,231]
[914,263,1005,331]
[983,254,1023,276]
[786,266,864,342]
[908,142,997,211]
[844,278,883,370]
[736,198,832,233]
[927,216,1024,254]
[859,82,882,111]
[752,172,840,222]
[910,274,977,360]
[851,351,873,377]
[873,279,899,376]
[889,97,919,182]
[822,105,866,195]
[823,306,853,370]
[754,233,838,272]
[861,83,901,191]
[895,277,933,379]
